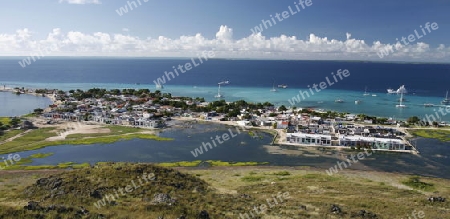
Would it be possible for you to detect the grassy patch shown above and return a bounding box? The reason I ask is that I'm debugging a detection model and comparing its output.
[65,125,143,139]
[1,153,88,170]
[270,171,291,176]
[206,160,269,166]
[29,153,53,159]
[0,117,11,125]
[0,126,172,154]
[54,133,172,146]
[21,162,90,170]
[402,176,435,191]
[241,175,265,182]
[157,160,269,167]
[0,128,57,154]
[409,129,450,142]
[158,160,203,167]
[0,129,26,142]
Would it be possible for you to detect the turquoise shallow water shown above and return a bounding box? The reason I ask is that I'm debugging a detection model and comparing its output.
[1,81,449,122]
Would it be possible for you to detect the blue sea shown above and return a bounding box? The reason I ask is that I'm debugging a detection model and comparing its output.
[1,58,449,121]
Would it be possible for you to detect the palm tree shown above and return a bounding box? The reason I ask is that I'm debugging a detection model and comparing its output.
[278,105,287,113]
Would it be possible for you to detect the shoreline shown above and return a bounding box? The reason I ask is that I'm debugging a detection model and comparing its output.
[1,82,450,122]
[0,86,448,156]
[172,116,422,154]
[0,85,56,104]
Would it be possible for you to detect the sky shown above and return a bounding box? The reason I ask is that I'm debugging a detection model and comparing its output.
[1,0,449,62]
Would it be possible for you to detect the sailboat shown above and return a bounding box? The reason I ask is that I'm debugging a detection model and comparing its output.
[218,80,229,85]
[270,81,277,92]
[388,85,408,94]
[215,84,223,98]
[396,92,407,108]
[335,98,344,103]
[363,86,370,96]
[442,91,450,105]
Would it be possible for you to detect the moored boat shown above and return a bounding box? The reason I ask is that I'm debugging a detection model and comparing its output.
[388,85,407,94]
[442,91,450,105]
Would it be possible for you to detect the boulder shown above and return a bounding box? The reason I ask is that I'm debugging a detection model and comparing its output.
[198,210,210,219]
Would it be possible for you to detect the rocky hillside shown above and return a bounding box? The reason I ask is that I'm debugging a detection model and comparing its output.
[0,163,241,219]
[0,164,449,218]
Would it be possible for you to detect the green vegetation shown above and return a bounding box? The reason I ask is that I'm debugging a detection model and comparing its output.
[29,153,53,159]
[158,160,203,167]
[409,129,450,142]
[157,160,269,167]
[23,162,91,170]
[0,126,172,154]
[65,125,144,138]
[0,117,11,125]
[271,171,291,176]
[402,176,435,191]
[0,153,89,170]
[206,160,268,166]
[0,128,58,154]
[0,129,26,142]
[53,133,172,146]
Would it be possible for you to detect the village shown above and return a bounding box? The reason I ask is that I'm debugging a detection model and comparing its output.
[3,87,412,153]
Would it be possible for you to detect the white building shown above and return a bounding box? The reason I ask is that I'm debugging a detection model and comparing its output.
[339,136,406,150]
[287,133,332,146]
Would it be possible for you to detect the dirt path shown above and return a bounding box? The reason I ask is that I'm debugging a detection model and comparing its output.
[0,129,32,145]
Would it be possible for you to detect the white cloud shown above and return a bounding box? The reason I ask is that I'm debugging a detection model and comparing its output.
[122,28,129,32]
[1,25,449,62]
[216,25,233,42]
[59,0,101,4]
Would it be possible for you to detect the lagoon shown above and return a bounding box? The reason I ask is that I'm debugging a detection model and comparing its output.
[0,91,53,117]
[8,123,450,179]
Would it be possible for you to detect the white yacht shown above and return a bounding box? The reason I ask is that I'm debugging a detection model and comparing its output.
[442,91,450,105]
[270,81,277,92]
[363,86,370,96]
[215,84,224,98]
[387,85,408,94]
[396,92,407,108]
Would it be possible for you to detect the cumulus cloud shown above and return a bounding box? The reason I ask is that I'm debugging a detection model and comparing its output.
[59,0,101,4]
[0,25,449,62]
[216,25,233,42]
